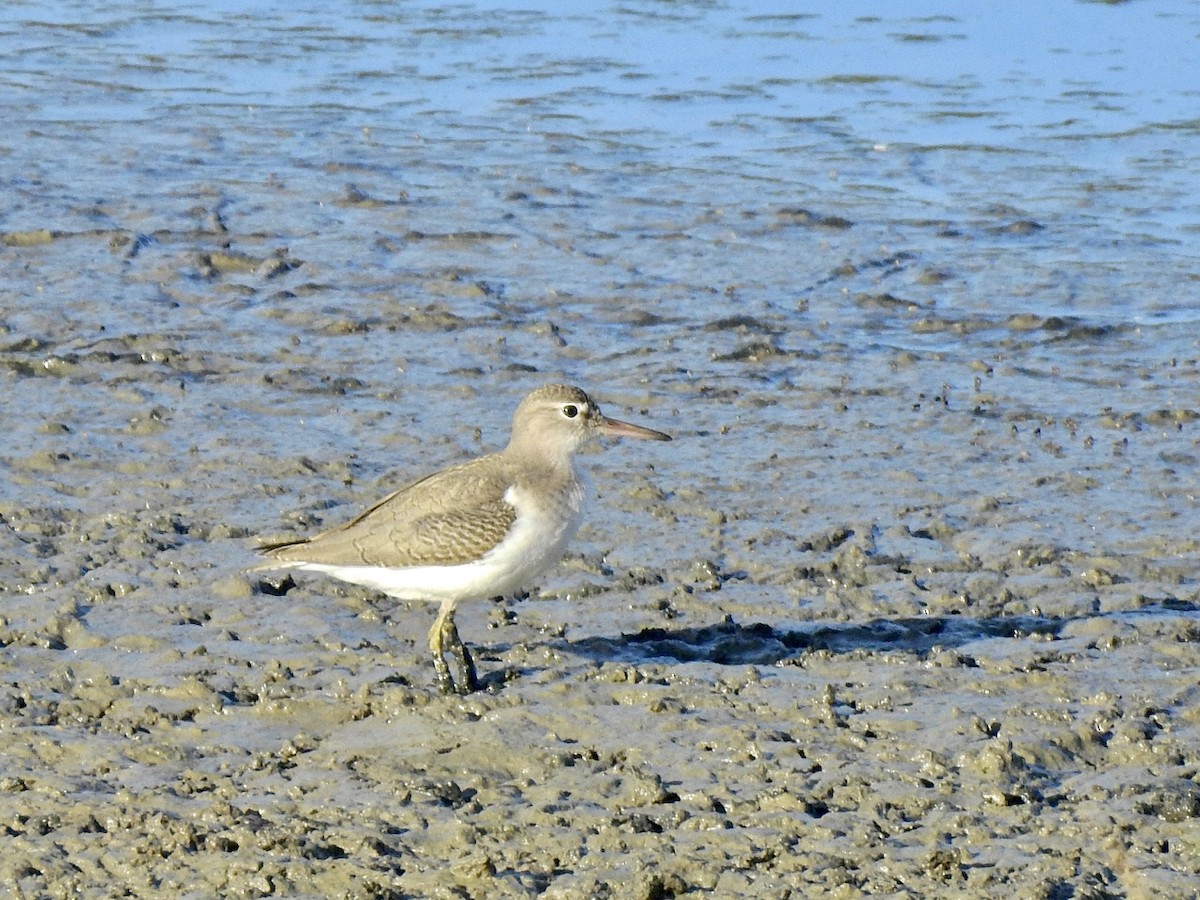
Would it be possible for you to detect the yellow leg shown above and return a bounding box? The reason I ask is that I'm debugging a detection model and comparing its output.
[429,602,456,694]
[428,601,479,694]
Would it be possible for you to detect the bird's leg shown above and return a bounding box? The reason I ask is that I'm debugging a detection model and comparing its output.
[440,613,480,695]
[428,602,457,695]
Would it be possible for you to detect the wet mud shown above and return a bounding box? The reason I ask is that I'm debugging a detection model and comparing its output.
[3,2,1200,898]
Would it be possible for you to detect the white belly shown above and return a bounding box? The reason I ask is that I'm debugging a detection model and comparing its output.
[292,481,585,604]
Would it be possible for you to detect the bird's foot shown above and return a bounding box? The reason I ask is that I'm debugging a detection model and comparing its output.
[431,651,480,695]
[430,618,481,694]
[440,618,480,694]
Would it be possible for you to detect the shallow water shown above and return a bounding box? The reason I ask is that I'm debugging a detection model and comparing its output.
[2,1,1199,896]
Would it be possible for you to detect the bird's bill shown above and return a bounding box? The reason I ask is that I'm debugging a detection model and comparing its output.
[599,415,672,442]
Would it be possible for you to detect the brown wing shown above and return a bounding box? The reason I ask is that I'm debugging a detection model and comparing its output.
[258,453,518,568]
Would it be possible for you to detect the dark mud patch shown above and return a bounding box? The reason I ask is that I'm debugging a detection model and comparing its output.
[572,613,1068,665]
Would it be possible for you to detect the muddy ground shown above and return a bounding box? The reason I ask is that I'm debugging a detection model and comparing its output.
[3,2,1200,898]
[2,250,1198,897]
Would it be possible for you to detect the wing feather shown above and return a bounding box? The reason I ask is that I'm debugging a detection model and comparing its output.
[258,453,518,568]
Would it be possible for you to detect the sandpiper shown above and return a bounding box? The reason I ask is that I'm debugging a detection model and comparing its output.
[255,384,671,694]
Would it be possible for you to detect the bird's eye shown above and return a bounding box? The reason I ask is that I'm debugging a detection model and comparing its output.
[562,404,579,419]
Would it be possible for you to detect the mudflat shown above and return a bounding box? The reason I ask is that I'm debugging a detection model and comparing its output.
[2,2,1199,897]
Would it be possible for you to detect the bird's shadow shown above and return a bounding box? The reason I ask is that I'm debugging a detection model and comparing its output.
[562,604,1196,668]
